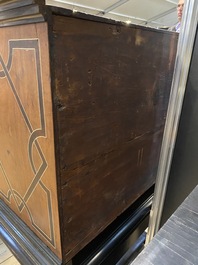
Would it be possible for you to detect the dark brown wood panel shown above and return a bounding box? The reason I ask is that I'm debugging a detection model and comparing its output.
[61,131,162,258]
[51,15,178,262]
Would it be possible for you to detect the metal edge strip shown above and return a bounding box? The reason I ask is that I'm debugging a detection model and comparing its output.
[146,0,198,244]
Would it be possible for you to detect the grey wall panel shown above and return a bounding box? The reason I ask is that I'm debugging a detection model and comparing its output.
[161,27,198,225]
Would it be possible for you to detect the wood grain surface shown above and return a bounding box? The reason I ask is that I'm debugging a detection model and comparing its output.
[0,7,178,263]
[0,22,62,259]
[51,15,178,261]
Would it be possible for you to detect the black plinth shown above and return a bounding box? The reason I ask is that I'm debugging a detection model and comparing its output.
[0,199,61,265]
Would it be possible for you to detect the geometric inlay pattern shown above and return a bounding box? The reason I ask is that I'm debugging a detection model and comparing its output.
[0,39,55,247]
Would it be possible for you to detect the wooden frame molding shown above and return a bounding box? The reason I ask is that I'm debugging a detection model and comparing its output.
[0,0,46,27]
[0,199,61,265]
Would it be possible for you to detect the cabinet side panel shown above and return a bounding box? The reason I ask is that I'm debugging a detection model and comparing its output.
[0,22,62,260]
[52,15,178,262]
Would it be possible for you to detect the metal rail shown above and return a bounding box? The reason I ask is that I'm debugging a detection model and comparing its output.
[146,0,198,244]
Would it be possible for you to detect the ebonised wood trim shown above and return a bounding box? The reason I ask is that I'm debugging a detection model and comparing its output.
[0,0,47,27]
[0,199,62,265]
[0,0,34,12]
[79,196,152,265]
[0,4,39,20]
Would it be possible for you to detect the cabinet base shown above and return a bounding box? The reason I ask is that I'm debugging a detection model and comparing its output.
[0,199,61,265]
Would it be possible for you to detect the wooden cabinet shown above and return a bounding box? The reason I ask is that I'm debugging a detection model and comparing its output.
[0,1,178,264]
